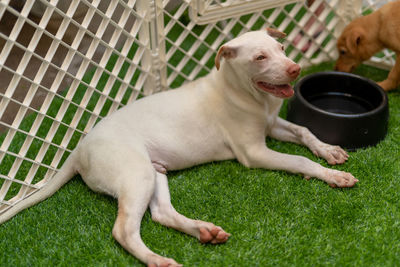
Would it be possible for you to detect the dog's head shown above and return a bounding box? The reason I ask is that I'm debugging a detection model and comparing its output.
[335,24,369,72]
[215,28,300,99]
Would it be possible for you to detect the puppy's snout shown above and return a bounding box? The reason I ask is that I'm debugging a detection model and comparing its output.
[287,64,301,78]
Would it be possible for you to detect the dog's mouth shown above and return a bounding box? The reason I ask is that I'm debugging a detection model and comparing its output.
[256,81,294,98]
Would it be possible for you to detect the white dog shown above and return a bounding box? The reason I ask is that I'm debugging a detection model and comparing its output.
[0,28,358,266]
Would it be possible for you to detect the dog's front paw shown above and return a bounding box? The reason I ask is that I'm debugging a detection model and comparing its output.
[377,79,396,91]
[312,144,349,165]
[199,225,231,244]
[325,169,359,188]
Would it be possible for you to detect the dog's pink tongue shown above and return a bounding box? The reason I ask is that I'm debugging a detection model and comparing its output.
[278,85,294,98]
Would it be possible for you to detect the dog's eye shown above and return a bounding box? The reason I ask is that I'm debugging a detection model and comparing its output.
[340,49,346,55]
[281,45,284,51]
[256,55,266,61]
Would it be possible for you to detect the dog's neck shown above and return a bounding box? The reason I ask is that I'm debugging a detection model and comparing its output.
[357,12,385,56]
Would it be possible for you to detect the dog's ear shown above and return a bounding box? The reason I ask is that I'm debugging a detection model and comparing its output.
[266,27,286,39]
[215,45,237,70]
[346,28,364,55]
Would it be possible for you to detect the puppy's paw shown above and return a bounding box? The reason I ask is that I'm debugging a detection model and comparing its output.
[199,225,231,244]
[377,79,396,91]
[147,255,182,267]
[325,169,359,188]
[313,144,349,165]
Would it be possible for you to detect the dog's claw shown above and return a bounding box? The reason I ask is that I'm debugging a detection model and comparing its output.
[199,226,231,244]
[325,169,359,188]
[314,144,349,165]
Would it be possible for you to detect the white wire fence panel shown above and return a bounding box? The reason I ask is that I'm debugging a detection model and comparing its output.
[162,0,353,89]
[0,0,393,214]
[0,0,154,212]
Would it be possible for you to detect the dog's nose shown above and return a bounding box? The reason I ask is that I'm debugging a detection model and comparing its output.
[287,64,301,78]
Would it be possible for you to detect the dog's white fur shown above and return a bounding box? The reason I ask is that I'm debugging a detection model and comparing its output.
[0,29,358,266]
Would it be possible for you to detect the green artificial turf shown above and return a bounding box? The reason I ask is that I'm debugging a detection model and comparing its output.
[1,61,400,266]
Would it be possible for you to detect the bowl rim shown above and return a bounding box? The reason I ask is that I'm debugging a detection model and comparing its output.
[294,71,388,118]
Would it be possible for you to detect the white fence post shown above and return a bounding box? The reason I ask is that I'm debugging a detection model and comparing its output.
[137,0,155,96]
[137,0,167,95]
[150,0,168,92]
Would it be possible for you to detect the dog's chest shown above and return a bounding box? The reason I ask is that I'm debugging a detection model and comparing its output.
[264,97,282,135]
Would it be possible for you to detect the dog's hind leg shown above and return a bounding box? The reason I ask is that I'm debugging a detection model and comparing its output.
[150,172,231,244]
[377,52,400,91]
[111,165,181,267]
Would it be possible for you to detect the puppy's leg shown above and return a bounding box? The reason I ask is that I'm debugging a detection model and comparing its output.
[150,172,230,244]
[112,166,181,267]
[238,142,358,188]
[269,118,348,165]
[377,52,400,91]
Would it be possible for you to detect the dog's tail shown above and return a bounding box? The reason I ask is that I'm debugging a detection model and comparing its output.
[0,150,78,224]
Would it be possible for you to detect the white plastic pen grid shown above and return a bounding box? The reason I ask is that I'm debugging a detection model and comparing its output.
[0,0,394,215]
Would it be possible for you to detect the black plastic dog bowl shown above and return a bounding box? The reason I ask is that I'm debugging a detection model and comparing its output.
[287,71,388,150]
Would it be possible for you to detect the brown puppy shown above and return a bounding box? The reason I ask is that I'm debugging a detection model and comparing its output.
[335,1,400,91]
